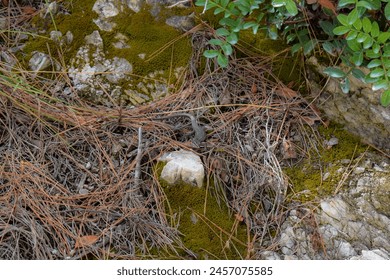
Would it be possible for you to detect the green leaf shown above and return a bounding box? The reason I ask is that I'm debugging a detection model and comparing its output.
[351,51,363,66]
[338,0,356,8]
[221,0,229,7]
[372,43,381,54]
[385,3,390,20]
[370,68,385,78]
[324,67,346,78]
[380,89,390,106]
[226,32,238,44]
[272,0,286,8]
[285,0,298,16]
[347,9,359,25]
[322,42,335,55]
[214,7,225,15]
[352,68,366,80]
[347,39,362,51]
[356,1,375,9]
[221,43,233,56]
[365,49,381,58]
[356,33,369,43]
[368,0,382,10]
[203,50,219,58]
[362,17,371,33]
[268,25,278,40]
[216,28,230,36]
[363,36,373,49]
[346,30,358,40]
[371,21,380,37]
[243,22,258,30]
[337,14,349,26]
[367,59,382,68]
[286,34,297,44]
[353,19,362,30]
[217,53,229,68]
[377,32,390,44]
[291,43,302,54]
[372,79,388,90]
[303,39,317,55]
[340,78,351,93]
[319,20,335,36]
[333,26,350,35]
[209,39,223,46]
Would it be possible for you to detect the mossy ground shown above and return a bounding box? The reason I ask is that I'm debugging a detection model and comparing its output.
[155,163,248,259]
[284,123,369,203]
[21,0,192,100]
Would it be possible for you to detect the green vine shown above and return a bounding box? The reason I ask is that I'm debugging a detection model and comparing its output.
[196,0,390,106]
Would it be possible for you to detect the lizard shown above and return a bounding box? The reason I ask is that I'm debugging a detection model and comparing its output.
[154,113,206,146]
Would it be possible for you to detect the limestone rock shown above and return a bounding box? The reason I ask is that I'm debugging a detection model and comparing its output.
[158,150,204,188]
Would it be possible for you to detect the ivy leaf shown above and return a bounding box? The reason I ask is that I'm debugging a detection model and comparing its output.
[303,39,317,55]
[203,50,219,58]
[291,43,302,54]
[380,89,390,106]
[353,19,362,30]
[324,67,346,78]
[268,24,278,40]
[363,36,373,49]
[217,53,229,68]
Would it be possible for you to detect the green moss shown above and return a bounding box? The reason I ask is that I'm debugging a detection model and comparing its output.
[162,183,248,259]
[284,123,369,202]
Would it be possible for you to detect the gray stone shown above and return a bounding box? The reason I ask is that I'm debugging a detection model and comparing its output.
[50,30,62,43]
[93,0,120,18]
[65,31,74,44]
[353,166,365,174]
[337,241,356,258]
[360,249,389,260]
[84,30,104,47]
[158,150,205,188]
[165,13,195,31]
[104,57,133,83]
[29,52,52,72]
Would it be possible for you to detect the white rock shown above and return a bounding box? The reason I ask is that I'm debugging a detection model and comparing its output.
[104,57,133,83]
[337,241,356,258]
[93,0,120,18]
[158,150,204,188]
[127,0,144,13]
[360,249,389,260]
[320,197,349,221]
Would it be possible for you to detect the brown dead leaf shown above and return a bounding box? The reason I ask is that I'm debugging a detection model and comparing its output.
[74,235,99,249]
[300,115,319,126]
[251,83,257,94]
[235,213,244,222]
[282,139,297,159]
[21,6,37,15]
[317,0,337,15]
[275,86,298,99]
